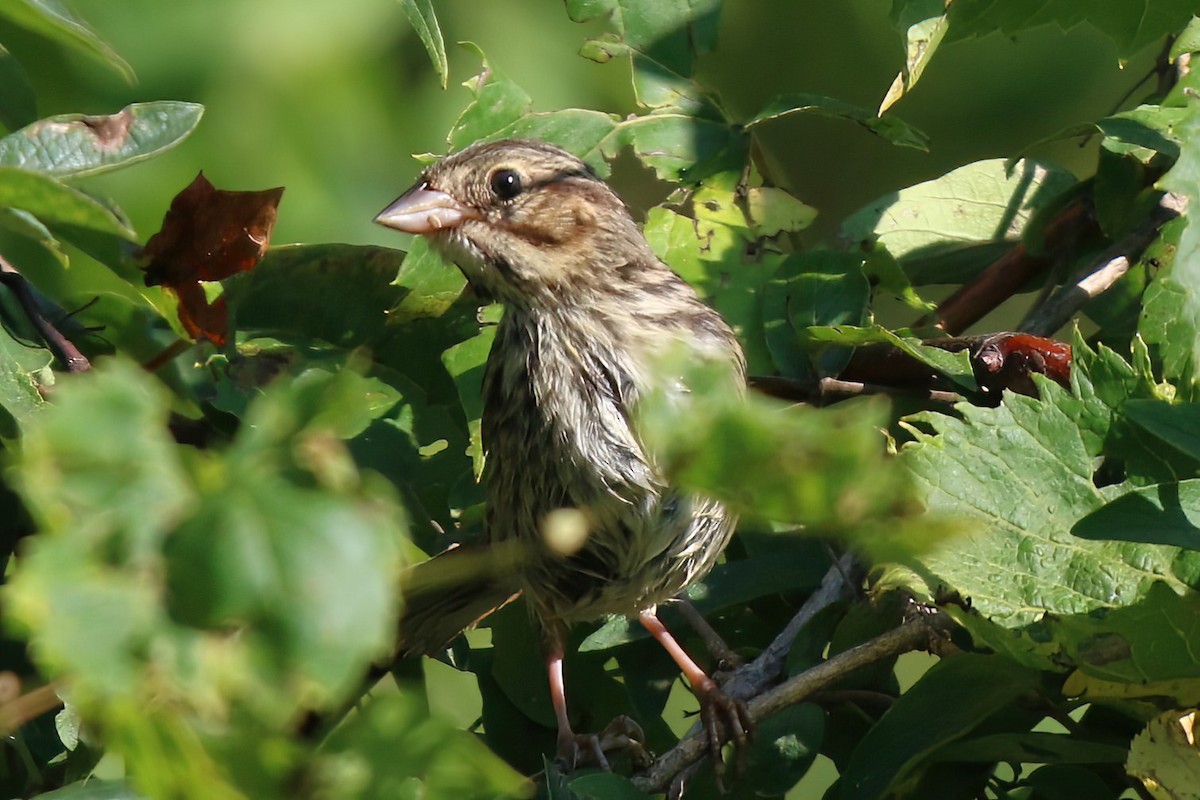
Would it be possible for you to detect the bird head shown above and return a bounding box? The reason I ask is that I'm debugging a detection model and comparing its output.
[375,139,656,306]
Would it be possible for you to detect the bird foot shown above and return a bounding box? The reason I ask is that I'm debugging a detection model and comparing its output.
[695,681,754,783]
[556,715,651,772]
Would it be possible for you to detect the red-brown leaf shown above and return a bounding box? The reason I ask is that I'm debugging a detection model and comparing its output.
[142,172,283,345]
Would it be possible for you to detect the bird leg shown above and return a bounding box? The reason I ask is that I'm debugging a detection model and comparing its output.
[546,629,649,771]
[638,609,753,779]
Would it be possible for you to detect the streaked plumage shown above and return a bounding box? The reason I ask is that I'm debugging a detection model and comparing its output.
[376,138,748,769]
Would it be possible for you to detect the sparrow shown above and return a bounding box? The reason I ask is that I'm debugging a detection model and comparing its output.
[375,138,751,771]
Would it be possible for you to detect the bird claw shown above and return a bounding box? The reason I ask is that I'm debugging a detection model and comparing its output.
[556,715,651,772]
[696,682,754,786]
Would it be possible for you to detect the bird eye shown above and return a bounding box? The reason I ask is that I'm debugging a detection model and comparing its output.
[489,168,523,200]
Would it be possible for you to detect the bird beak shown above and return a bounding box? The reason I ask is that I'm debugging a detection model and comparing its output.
[374,182,474,234]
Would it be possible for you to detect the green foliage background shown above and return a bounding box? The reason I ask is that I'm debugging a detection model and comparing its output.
[2,1,1200,799]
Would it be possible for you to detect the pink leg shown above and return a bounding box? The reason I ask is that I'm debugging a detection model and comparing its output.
[545,625,648,771]
[639,608,753,776]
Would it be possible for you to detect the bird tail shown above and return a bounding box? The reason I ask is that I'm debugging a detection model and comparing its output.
[396,545,522,656]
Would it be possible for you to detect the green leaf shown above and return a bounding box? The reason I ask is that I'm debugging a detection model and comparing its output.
[442,326,494,480]
[316,692,529,799]
[227,245,402,346]
[639,356,946,560]
[0,102,204,178]
[1072,480,1200,550]
[1170,16,1200,60]
[739,703,825,796]
[398,0,448,88]
[1160,110,1200,381]
[1127,710,1200,799]
[569,772,650,800]
[36,779,145,800]
[13,359,193,560]
[838,654,1041,800]
[803,325,977,391]
[609,113,743,183]
[1022,765,1120,800]
[840,158,1076,285]
[879,2,950,114]
[747,186,817,236]
[1140,276,1196,387]
[1125,398,1200,462]
[0,43,36,131]
[0,166,136,238]
[933,732,1128,765]
[944,0,1200,60]
[0,0,134,82]
[745,93,929,151]
[494,109,617,174]
[565,0,722,77]
[448,44,533,150]
[387,236,467,324]
[0,316,52,436]
[898,343,1191,629]
[762,250,870,380]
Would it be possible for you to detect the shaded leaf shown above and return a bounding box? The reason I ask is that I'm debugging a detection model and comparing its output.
[1072,480,1200,550]
[746,93,929,151]
[762,250,870,381]
[0,102,204,178]
[840,158,1075,285]
[36,780,145,800]
[1125,399,1200,462]
[0,43,36,131]
[0,0,133,82]
[315,692,529,799]
[934,732,1128,765]
[0,165,135,238]
[565,0,721,77]
[839,654,1041,800]
[945,0,1200,60]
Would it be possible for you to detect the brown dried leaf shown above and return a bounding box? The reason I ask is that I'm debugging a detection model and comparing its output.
[143,173,283,344]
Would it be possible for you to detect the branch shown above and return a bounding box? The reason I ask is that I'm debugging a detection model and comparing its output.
[634,598,952,794]
[750,375,961,405]
[0,256,91,372]
[920,194,1098,335]
[1020,192,1186,337]
[0,682,63,735]
[721,553,860,701]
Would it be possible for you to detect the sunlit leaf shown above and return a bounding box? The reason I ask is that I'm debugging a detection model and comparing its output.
[0,102,204,178]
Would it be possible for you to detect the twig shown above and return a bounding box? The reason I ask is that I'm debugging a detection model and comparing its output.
[722,553,860,702]
[920,195,1097,335]
[143,338,192,373]
[675,600,742,669]
[750,375,961,405]
[1020,192,1187,336]
[0,683,63,734]
[634,609,951,793]
[0,257,90,372]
